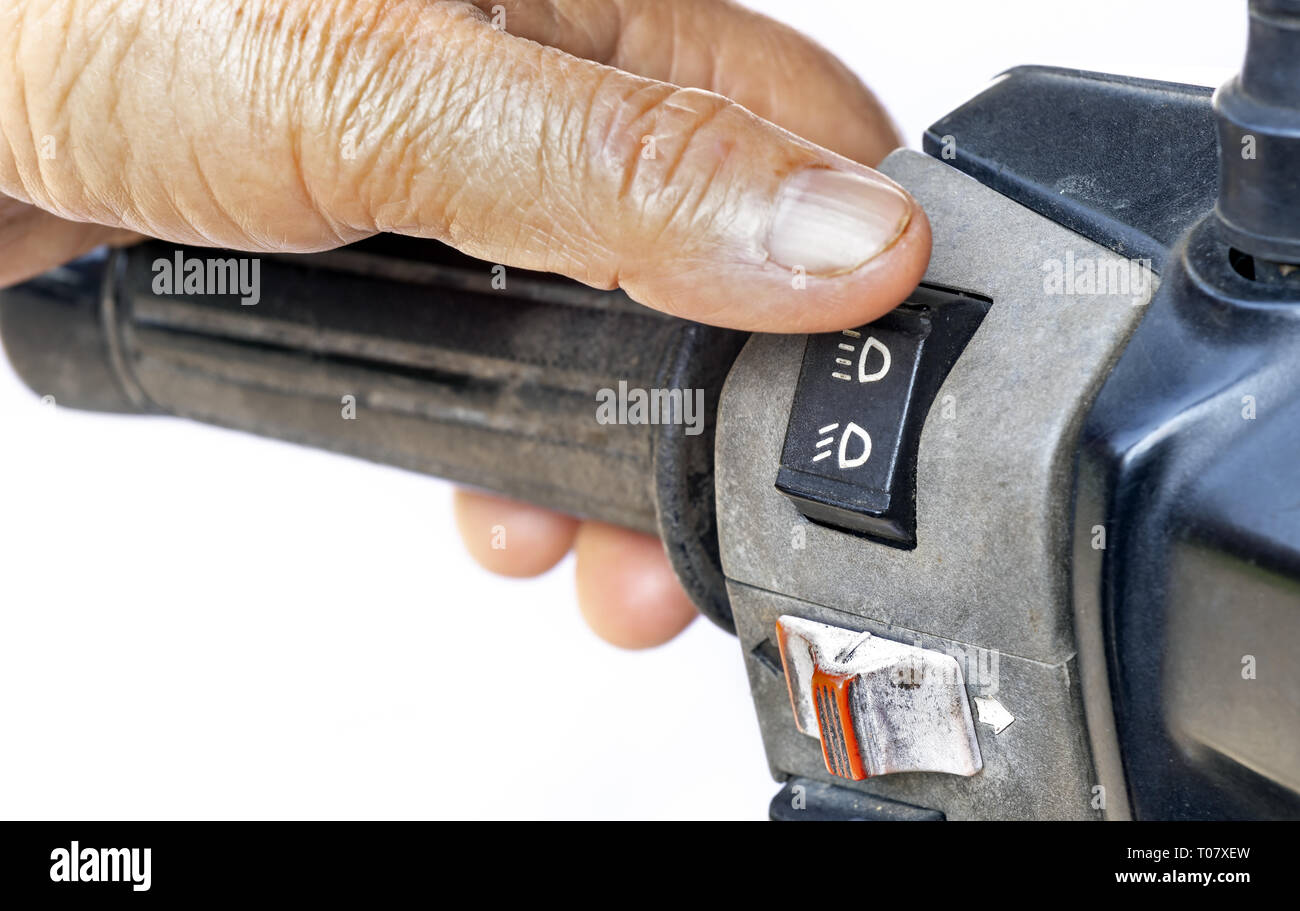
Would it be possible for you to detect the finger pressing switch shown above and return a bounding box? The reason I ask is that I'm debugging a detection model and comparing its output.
[775,615,983,780]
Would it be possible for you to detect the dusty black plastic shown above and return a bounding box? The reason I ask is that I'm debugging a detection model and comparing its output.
[924,66,1218,272]
[653,323,748,632]
[923,52,1300,816]
[1076,217,1300,819]
[1072,6,1300,820]
[927,30,1300,814]
[0,236,746,632]
[769,777,945,821]
[775,286,988,548]
[1214,0,1300,268]
[0,249,147,415]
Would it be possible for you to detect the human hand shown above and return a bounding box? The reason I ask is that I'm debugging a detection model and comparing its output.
[447,2,929,648]
[0,0,930,647]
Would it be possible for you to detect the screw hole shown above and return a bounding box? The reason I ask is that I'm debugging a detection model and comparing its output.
[1229,247,1257,281]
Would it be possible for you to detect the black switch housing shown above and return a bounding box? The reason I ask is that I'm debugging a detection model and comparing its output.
[775,285,989,547]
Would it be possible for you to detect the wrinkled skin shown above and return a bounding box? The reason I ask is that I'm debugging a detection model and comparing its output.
[0,0,929,647]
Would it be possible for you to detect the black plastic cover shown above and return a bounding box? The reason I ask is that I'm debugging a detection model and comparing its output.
[769,778,945,821]
[925,66,1218,272]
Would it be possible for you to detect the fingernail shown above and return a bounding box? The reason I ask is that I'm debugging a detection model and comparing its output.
[767,168,912,276]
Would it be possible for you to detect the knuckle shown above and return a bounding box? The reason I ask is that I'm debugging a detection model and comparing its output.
[299,0,483,234]
[0,0,83,211]
[594,84,739,238]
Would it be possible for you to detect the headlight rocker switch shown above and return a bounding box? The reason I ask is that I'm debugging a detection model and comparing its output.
[775,615,983,780]
[775,285,989,547]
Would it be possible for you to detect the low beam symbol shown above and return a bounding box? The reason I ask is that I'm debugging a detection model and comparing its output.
[812,423,839,462]
[837,422,872,468]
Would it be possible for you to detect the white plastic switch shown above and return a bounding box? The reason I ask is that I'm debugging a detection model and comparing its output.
[775,615,983,780]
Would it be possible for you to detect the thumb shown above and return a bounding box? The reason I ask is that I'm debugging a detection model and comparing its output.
[0,0,929,332]
[333,4,933,332]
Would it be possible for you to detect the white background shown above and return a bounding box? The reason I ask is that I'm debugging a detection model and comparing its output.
[0,1,1244,820]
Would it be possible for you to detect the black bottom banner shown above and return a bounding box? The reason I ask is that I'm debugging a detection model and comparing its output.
[0,820,1280,900]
